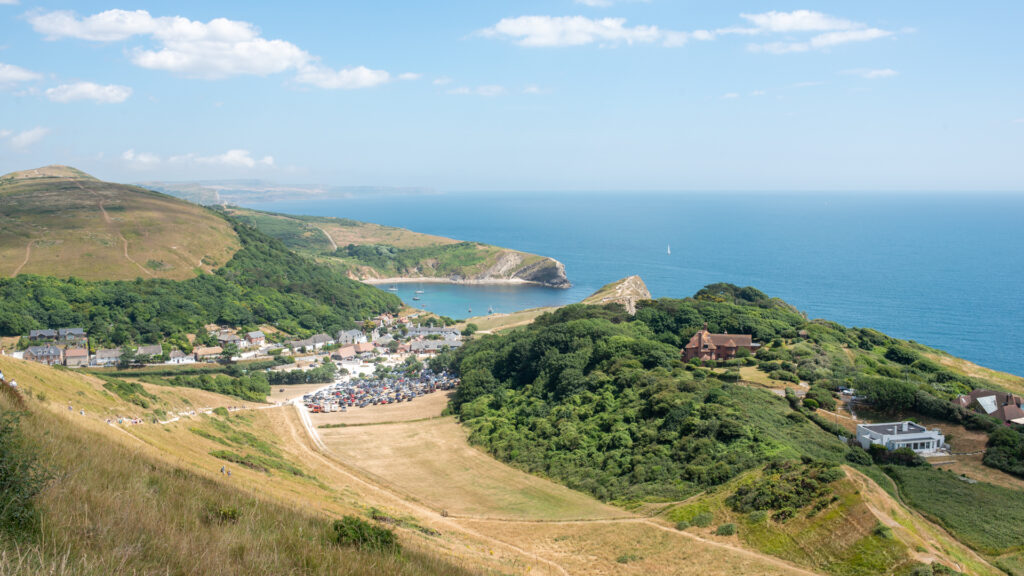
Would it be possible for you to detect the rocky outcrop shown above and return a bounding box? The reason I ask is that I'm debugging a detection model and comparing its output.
[582,275,651,314]
[510,257,571,289]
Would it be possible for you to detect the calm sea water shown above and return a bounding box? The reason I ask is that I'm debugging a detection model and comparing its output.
[246,192,1024,376]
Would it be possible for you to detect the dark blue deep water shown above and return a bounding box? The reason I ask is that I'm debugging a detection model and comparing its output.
[246,192,1024,376]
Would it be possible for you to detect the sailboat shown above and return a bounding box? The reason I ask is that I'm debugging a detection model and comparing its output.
[388,283,398,291]
[488,305,494,315]
[667,244,671,255]
[415,282,424,294]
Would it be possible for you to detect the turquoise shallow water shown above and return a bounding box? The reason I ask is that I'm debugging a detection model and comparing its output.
[246,192,1024,376]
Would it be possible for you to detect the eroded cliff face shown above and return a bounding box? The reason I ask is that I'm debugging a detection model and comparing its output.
[581,275,651,314]
[511,257,571,288]
[351,249,572,288]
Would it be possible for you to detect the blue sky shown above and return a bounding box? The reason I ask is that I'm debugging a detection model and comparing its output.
[0,1,1021,191]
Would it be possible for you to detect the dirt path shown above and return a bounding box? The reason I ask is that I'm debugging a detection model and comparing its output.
[11,240,33,276]
[316,226,338,250]
[288,404,572,575]
[71,180,154,277]
[294,404,818,576]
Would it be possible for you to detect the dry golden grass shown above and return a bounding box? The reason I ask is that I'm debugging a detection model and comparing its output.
[924,352,1024,396]
[0,169,239,280]
[267,382,326,404]
[321,417,628,521]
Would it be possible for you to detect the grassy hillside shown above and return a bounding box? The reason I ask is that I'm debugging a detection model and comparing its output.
[225,207,571,288]
[0,358,472,576]
[0,217,401,346]
[0,166,239,281]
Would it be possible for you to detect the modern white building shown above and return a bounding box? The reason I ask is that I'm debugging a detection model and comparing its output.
[856,421,947,454]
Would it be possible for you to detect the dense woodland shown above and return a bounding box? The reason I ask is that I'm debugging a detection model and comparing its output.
[336,242,489,276]
[441,283,1024,503]
[0,219,401,348]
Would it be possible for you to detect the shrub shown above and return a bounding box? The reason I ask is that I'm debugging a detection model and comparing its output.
[715,523,736,536]
[691,512,713,527]
[331,515,400,553]
[674,520,689,530]
[0,412,50,535]
[845,448,873,466]
[213,407,230,417]
[803,398,820,410]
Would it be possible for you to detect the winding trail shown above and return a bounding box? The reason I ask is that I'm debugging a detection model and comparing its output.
[11,240,33,276]
[316,225,338,250]
[71,179,153,277]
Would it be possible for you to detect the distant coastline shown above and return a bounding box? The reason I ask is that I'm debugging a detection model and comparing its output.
[362,277,551,288]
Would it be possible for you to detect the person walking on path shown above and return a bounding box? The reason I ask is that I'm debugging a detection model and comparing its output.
[220,466,225,474]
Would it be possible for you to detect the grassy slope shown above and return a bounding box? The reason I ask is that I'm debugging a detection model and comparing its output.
[0,166,239,281]
[664,466,997,576]
[225,207,555,283]
[0,358,472,576]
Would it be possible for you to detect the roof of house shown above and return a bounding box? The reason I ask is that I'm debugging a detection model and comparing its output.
[217,333,241,342]
[58,328,86,337]
[137,345,163,356]
[29,329,57,338]
[64,348,88,358]
[333,345,357,358]
[310,333,334,344]
[169,350,188,359]
[246,331,265,339]
[354,342,374,354]
[858,422,931,437]
[96,348,123,359]
[684,327,755,350]
[27,344,62,355]
[194,346,223,356]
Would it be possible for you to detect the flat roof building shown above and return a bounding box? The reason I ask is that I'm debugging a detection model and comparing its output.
[856,421,946,454]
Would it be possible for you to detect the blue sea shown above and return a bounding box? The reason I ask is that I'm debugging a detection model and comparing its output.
[246,192,1024,376]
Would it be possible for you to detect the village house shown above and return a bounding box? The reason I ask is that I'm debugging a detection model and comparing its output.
[64,348,90,368]
[310,333,335,349]
[682,324,759,362]
[92,348,123,367]
[331,345,358,361]
[58,328,88,345]
[336,329,367,345]
[136,344,163,358]
[955,389,1024,425]
[25,344,63,366]
[245,331,266,348]
[856,421,946,454]
[28,329,58,341]
[408,325,461,339]
[193,346,223,362]
[354,342,375,356]
[410,338,463,354]
[166,350,196,365]
[217,332,242,347]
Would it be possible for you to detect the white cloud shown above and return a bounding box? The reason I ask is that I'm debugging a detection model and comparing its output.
[294,64,390,89]
[480,10,894,52]
[0,0,19,5]
[0,130,11,138]
[479,16,667,47]
[750,90,766,96]
[432,76,452,86]
[1012,118,1024,124]
[743,11,893,54]
[121,149,161,166]
[9,127,48,149]
[843,68,898,79]
[397,72,421,81]
[721,92,739,99]
[171,149,273,168]
[740,10,859,33]
[447,85,505,97]
[29,9,394,89]
[575,0,612,6]
[46,82,133,103]
[0,62,42,84]
[523,84,543,94]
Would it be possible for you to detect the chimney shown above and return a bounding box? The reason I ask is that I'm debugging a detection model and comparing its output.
[703,322,709,332]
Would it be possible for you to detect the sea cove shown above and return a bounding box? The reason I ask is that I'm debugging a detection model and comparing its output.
[247,191,1024,375]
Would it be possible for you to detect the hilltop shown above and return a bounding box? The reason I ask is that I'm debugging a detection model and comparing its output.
[0,166,239,281]
[224,207,571,288]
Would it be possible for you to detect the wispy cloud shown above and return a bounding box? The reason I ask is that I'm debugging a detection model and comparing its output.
[121,149,161,167]
[447,85,505,97]
[478,10,896,52]
[170,149,274,168]
[397,72,421,81]
[522,84,543,94]
[46,82,133,103]
[842,68,898,79]
[721,92,739,99]
[0,0,19,5]
[0,62,42,85]
[28,9,394,90]
[8,127,49,149]
[432,76,452,86]
[1013,118,1024,124]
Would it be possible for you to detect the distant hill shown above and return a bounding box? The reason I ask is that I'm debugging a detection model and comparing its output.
[225,207,571,288]
[0,166,239,281]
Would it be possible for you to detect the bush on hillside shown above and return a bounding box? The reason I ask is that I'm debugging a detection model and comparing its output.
[332,516,400,553]
[0,412,50,536]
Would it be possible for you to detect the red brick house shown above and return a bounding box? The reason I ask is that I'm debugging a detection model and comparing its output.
[682,324,759,362]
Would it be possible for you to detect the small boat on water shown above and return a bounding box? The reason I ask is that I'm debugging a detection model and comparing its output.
[467,307,472,314]
[412,296,421,301]
[488,306,494,314]
[388,283,398,291]
[667,244,671,255]
[415,289,425,294]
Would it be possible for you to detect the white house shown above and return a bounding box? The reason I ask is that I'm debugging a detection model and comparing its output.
[336,329,367,345]
[166,350,195,365]
[856,421,946,454]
